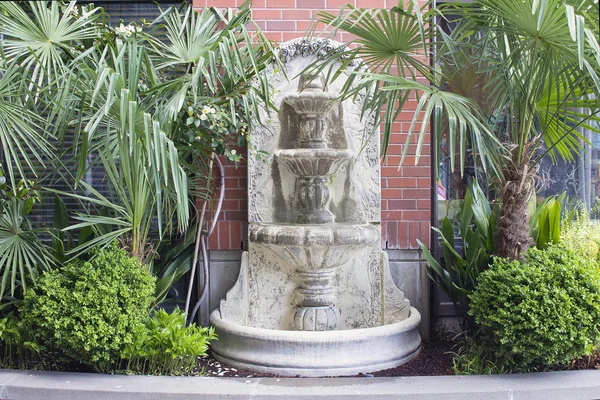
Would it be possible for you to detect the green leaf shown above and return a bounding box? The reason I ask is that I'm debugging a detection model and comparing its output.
[461,188,474,240]
[53,194,68,231]
[442,217,455,249]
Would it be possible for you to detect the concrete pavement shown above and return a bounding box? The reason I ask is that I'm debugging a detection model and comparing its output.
[1,369,600,400]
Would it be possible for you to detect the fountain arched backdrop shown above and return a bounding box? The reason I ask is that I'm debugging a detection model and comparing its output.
[210,39,422,377]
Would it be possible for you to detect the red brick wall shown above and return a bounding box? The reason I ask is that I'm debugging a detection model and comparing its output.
[196,0,432,251]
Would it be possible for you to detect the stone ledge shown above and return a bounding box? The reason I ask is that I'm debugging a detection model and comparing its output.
[1,369,600,400]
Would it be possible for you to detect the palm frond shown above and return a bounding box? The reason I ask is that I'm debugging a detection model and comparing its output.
[0,199,55,297]
[438,0,600,171]
[308,3,501,174]
[0,1,101,90]
[145,0,279,125]
[0,61,54,188]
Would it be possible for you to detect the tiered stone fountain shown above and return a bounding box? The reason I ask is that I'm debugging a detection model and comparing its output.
[210,38,421,376]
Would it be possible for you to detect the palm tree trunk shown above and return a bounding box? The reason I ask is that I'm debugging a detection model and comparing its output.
[494,165,535,259]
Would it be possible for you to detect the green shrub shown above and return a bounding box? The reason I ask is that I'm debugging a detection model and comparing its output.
[469,244,600,372]
[122,309,217,375]
[21,243,155,372]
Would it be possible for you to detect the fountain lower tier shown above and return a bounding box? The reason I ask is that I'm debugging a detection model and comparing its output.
[211,223,421,376]
[210,306,421,377]
[250,223,381,331]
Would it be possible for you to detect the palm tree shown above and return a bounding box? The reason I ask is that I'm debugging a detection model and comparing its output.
[437,0,600,258]
[311,0,600,259]
[309,2,501,175]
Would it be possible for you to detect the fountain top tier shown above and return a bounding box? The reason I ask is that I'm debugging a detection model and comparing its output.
[282,72,339,150]
[274,148,352,178]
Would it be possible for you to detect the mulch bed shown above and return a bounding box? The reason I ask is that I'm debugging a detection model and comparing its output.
[550,350,600,372]
[197,341,455,378]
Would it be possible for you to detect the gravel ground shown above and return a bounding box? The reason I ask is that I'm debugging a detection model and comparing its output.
[197,341,455,378]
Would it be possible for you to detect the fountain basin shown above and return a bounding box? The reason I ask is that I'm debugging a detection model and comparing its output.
[209,307,421,377]
[250,223,379,247]
[275,148,353,177]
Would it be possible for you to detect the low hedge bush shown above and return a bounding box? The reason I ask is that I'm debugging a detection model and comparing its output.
[123,309,217,375]
[468,244,600,372]
[561,211,600,263]
[21,243,155,372]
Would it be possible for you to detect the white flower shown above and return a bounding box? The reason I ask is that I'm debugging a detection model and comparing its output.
[199,114,208,121]
[209,107,216,114]
[231,149,237,155]
[202,106,211,114]
[115,23,136,37]
[115,23,128,35]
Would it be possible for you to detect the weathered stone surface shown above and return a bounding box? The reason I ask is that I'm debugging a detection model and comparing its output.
[208,249,428,335]
[213,38,420,375]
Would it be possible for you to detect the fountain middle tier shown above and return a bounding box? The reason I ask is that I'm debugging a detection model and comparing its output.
[275,148,353,177]
[250,223,379,331]
[250,223,379,252]
[275,148,353,224]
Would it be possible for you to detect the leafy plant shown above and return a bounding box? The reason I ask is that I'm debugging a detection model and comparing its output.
[529,193,566,249]
[0,177,56,301]
[21,243,155,372]
[138,1,279,311]
[0,1,101,91]
[0,1,101,189]
[451,333,507,375]
[145,1,278,156]
[152,231,197,307]
[122,309,216,375]
[0,0,278,309]
[469,244,600,372]
[560,207,600,263]
[0,60,54,190]
[419,180,496,305]
[0,312,45,369]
